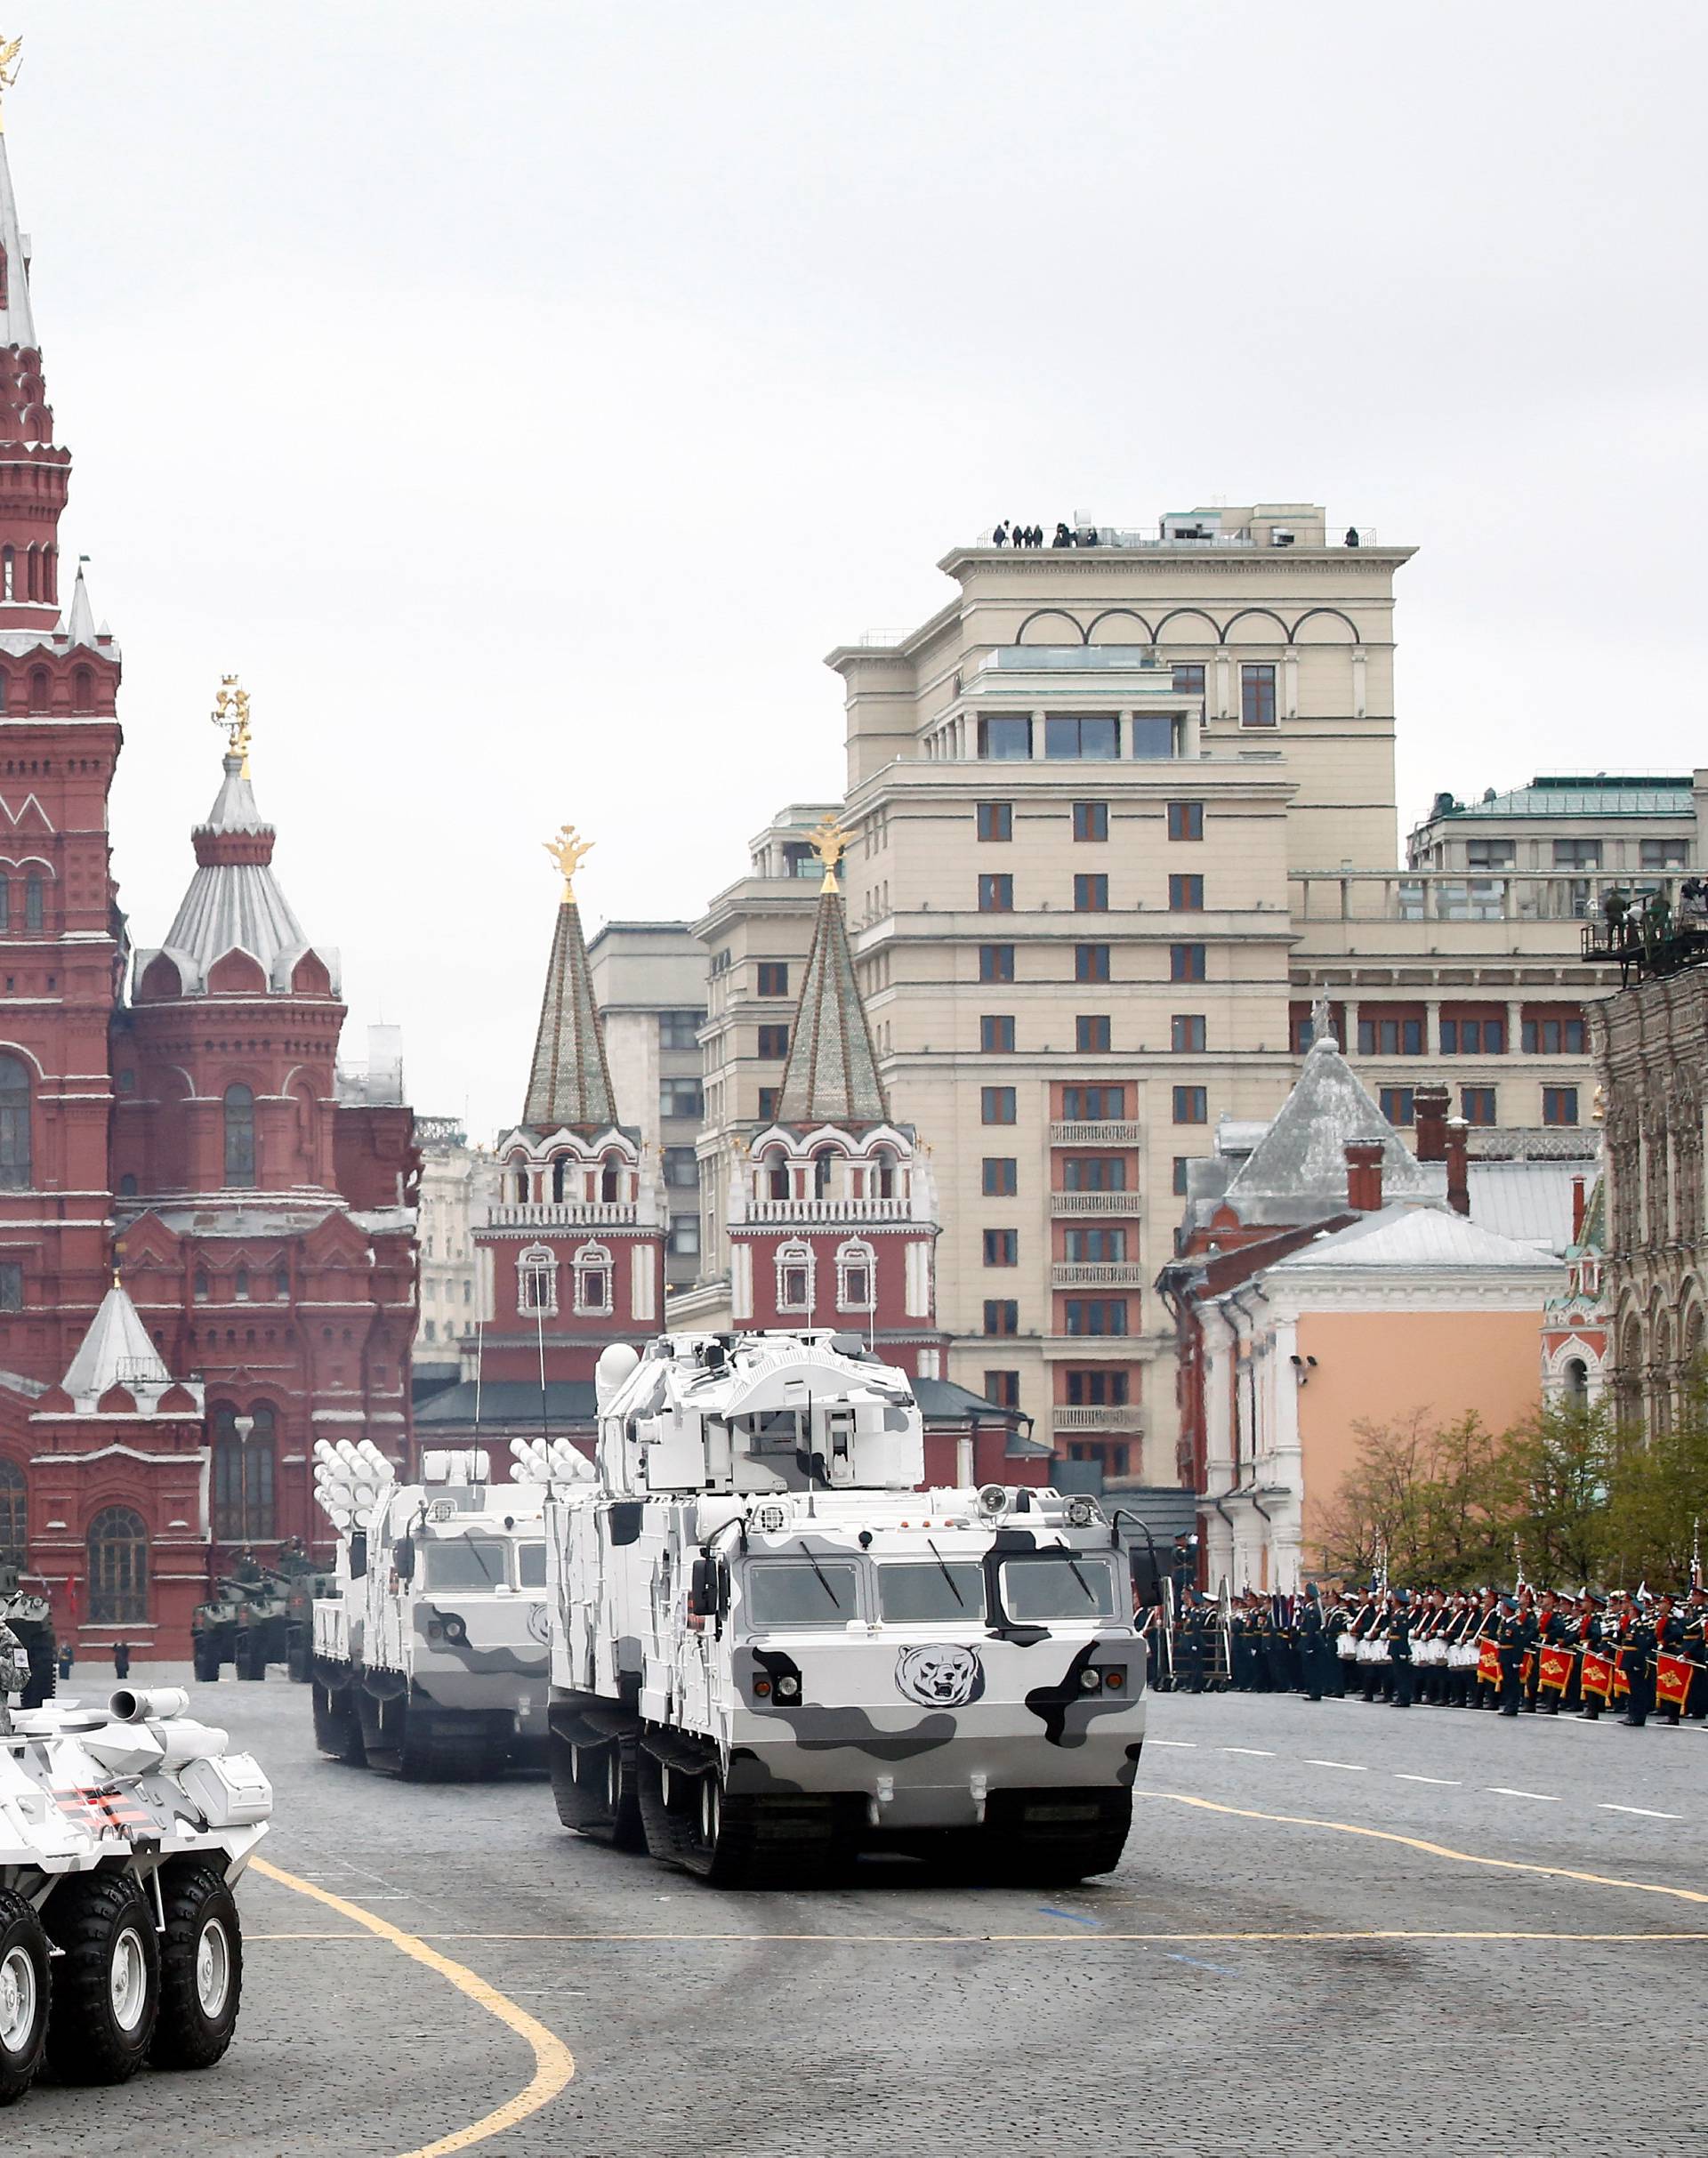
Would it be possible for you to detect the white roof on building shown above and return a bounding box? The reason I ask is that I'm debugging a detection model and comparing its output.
[57,1284,202,1415]
[1221,1031,1431,1218]
[1269,1203,1559,1276]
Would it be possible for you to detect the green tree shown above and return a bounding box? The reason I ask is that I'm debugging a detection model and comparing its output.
[1496,1398,1616,1588]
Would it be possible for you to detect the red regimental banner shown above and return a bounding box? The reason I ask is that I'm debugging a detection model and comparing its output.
[1580,1651,1613,1702]
[1538,1645,1573,1694]
[1477,1640,1500,1687]
[1612,1651,1631,1699]
[1656,1655,1693,1711]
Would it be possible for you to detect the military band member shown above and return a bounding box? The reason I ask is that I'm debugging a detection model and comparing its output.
[1621,1595,1658,1727]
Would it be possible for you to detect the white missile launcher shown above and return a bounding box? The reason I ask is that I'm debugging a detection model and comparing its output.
[543,1330,1148,1888]
[310,1437,589,1779]
[0,1666,270,2106]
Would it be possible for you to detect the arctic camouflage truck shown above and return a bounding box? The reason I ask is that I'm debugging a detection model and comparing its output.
[310,1438,587,1779]
[0,1660,272,2106]
[544,1330,1148,1888]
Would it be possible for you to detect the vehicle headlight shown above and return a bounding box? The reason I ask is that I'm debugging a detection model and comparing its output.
[1079,1667,1102,1692]
[1065,1496,1096,1528]
[775,1673,801,1700]
[442,1615,467,1646]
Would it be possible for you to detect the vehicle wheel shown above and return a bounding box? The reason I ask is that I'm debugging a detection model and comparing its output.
[149,1866,242,2071]
[988,1791,1132,1884]
[234,1632,266,1681]
[0,1889,49,2105]
[191,1639,221,1685]
[548,1722,642,1848]
[636,1743,836,1888]
[43,1873,159,2084]
[312,1681,365,1766]
[286,1639,311,1685]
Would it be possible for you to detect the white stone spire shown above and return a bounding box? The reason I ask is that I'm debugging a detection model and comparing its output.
[0,132,37,351]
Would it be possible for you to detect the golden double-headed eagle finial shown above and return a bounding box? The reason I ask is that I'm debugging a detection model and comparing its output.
[544,824,595,899]
[0,36,22,133]
[805,814,849,893]
[211,673,253,777]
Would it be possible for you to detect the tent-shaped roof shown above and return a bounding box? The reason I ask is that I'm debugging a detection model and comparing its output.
[523,893,619,1131]
[776,883,887,1125]
[1223,1029,1431,1220]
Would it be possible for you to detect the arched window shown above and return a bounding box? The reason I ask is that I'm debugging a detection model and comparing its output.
[1563,1357,1589,1400]
[211,1403,277,1542]
[518,1243,557,1317]
[26,665,46,712]
[22,872,41,933]
[574,1240,612,1315]
[812,1147,837,1201]
[765,1147,790,1202]
[775,1238,815,1315]
[600,1152,623,1205]
[511,1159,530,1204]
[870,1147,898,1200]
[193,1268,210,1302]
[0,1457,24,1561]
[2,548,13,602]
[223,1084,256,1188]
[234,1266,251,1301]
[87,1506,149,1623]
[275,1265,291,1300]
[71,665,93,712]
[550,1153,568,1203]
[25,548,38,603]
[834,1238,875,1313]
[0,880,9,933]
[117,1172,137,1197]
[0,1054,31,1189]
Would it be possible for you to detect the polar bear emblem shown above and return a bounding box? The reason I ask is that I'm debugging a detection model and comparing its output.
[895,1643,985,1708]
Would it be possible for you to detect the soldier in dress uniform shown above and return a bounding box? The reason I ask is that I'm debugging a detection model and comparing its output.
[1621,1594,1658,1727]
[1495,1595,1529,1715]
[1387,1588,1415,1708]
[1575,1591,1608,1720]
[1533,1589,1567,1715]
[1654,1594,1686,1727]
[1682,1587,1708,1721]
[1298,1582,1326,1702]
[1175,1588,1207,1694]
[1321,1589,1349,1699]
[1472,1589,1503,1710]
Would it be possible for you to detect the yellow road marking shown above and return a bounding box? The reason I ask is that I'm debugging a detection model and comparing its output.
[1132,1789,1708,1907]
[245,1927,1708,1945]
[250,1856,575,2158]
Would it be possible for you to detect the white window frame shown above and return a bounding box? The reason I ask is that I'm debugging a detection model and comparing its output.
[573,1240,614,1316]
[518,1242,558,1317]
[775,1237,816,1316]
[834,1236,876,1314]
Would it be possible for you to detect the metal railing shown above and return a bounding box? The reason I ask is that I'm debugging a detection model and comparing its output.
[1052,1405,1148,1433]
[1050,1120,1144,1146]
[743,1196,915,1223]
[1290,869,1696,928]
[1050,1262,1147,1287]
[1049,1191,1142,1216]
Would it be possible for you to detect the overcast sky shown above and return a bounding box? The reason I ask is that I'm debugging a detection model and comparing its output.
[7,3,1705,1139]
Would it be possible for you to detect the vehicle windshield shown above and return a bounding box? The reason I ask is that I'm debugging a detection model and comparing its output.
[517,1543,547,1590]
[745,1558,861,1627]
[1000,1552,1121,1622]
[421,1534,508,1591]
[877,1561,986,1623]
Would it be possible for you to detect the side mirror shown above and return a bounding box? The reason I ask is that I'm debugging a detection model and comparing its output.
[689,1554,729,1621]
[393,1535,416,1584]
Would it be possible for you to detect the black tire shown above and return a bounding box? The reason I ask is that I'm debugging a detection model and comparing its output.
[43,1873,159,2084]
[637,1741,837,1888]
[191,1639,221,1685]
[0,1888,50,2106]
[234,1631,266,1681]
[286,1638,311,1685]
[149,1866,242,2071]
[312,1681,366,1766]
[548,1721,643,1848]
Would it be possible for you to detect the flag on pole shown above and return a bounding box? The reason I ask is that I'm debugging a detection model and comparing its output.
[1656,1655,1694,1713]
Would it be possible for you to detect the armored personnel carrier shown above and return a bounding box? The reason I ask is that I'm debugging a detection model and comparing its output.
[542,1330,1148,1888]
[310,1438,584,1780]
[0,1563,54,1709]
[0,1663,271,2106]
[191,1542,331,1684]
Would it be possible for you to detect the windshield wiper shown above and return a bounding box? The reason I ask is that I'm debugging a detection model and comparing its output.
[1063,1551,1099,1606]
[459,1531,499,1585]
[797,1541,842,1608]
[926,1538,966,1607]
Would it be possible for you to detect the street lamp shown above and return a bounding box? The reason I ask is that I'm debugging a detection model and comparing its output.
[233,1413,255,1543]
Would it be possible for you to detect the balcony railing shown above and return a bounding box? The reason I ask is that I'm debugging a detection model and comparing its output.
[487,1201,638,1229]
[1049,1121,1144,1146]
[1290,869,1696,928]
[1049,1192,1142,1216]
[1052,1405,1148,1433]
[1050,1262,1147,1287]
[743,1196,914,1224]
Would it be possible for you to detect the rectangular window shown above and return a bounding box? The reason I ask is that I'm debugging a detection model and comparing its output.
[669,1214,701,1257]
[757,1025,790,1059]
[1522,1013,1588,1055]
[1439,1015,1505,1054]
[1130,714,1176,759]
[1167,801,1204,841]
[660,1077,705,1118]
[979,943,1015,983]
[1043,713,1119,760]
[658,1008,705,1048]
[1172,1085,1208,1124]
[1073,801,1108,842]
[746,1560,862,1628]
[1460,1086,1497,1126]
[1380,1086,1415,1127]
[1171,1014,1206,1053]
[663,1146,698,1188]
[1168,874,1204,911]
[983,1228,1018,1267]
[1543,1086,1579,1127]
[978,716,1032,761]
[877,1562,988,1623]
[1640,838,1688,871]
[1001,1552,1121,1620]
[1170,943,1206,982]
[0,1261,20,1312]
[983,1299,1019,1336]
[1067,1368,1129,1405]
[755,964,789,998]
[1061,1085,1124,1119]
[984,1370,1020,1411]
[1075,1015,1111,1052]
[1552,839,1601,869]
[980,1087,1016,1125]
[1063,1227,1127,1261]
[1172,664,1205,695]
[980,1014,1015,1053]
[1073,874,1108,912]
[1076,943,1111,982]
[1064,1299,1129,1337]
[978,874,1014,913]
[982,1156,1018,1196]
[756,1086,779,1121]
[1466,841,1515,870]
[1357,1015,1424,1057]
[1062,1156,1128,1191]
[977,801,1013,841]
[1240,663,1277,727]
[1172,1156,1190,1196]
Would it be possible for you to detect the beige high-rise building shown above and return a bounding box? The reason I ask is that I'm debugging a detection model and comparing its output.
[694,507,1610,1485]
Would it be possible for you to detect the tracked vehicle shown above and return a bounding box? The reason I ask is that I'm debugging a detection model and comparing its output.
[544,1330,1148,1887]
[0,1661,271,2106]
[310,1439,584,1779]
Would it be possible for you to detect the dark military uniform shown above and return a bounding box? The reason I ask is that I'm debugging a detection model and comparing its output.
[1496,1599,1528,1715]
[1621,1602,1657,1727]
[1387,1591,1414,1708]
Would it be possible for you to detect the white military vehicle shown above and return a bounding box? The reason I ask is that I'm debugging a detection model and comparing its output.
[0,1656,271,2105]
[310,1438,585,1779]
[544,1331,1148,1888]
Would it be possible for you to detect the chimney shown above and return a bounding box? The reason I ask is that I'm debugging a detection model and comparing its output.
[1414,1083,1450,1163]
[1571,1174,1586,1243]
[1445,1116,1470,1216]
[1344,1138,1384,1213]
